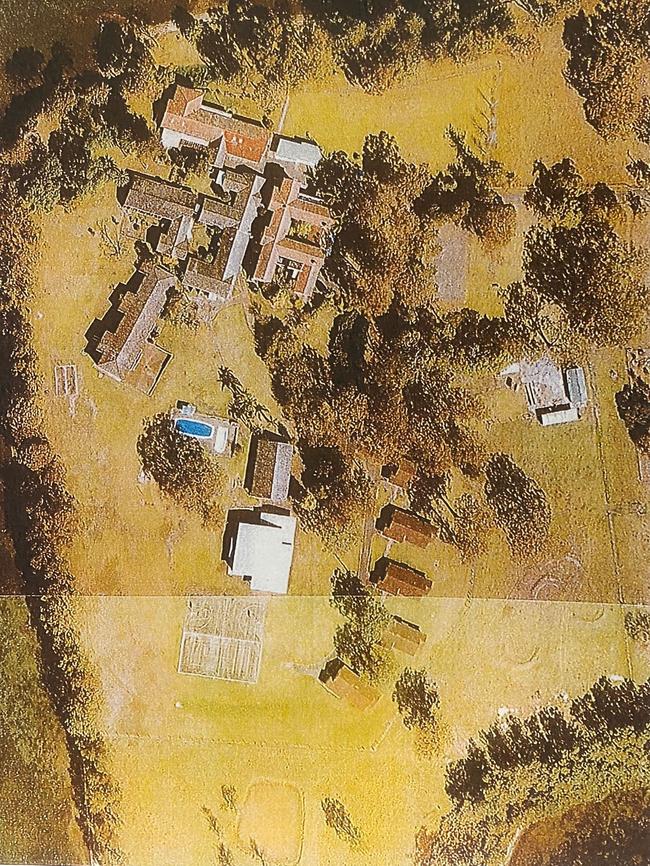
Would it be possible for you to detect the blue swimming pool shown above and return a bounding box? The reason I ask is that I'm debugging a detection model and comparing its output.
[175,418,214,439]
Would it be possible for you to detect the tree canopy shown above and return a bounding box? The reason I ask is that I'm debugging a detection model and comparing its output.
[329,569,392,683]
[484,453,550,558]
[506,159,650,352]
[314,131,440,317]
[615,380,650,455]
[137,413,227,526]
[563,0,650,142]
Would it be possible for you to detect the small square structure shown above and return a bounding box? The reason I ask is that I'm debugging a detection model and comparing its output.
[178,596,267,684]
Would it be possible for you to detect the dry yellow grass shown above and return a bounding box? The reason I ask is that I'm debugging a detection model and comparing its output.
[78,593,649,866]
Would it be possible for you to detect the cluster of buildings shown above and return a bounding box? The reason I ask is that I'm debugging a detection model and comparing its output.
[172,408,298,595]
[319,614,427,710]
[86,84,333,394]
[501,357,588,426]
[368,505,435,597]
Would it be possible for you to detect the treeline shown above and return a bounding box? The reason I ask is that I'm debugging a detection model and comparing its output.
[563,0,650,143]
[0,199,123,863]
[173,0,573,97]
[0,15,162,212]
[417,675,650,866]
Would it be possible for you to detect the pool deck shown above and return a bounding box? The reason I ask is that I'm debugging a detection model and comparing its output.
[170,405,238,455]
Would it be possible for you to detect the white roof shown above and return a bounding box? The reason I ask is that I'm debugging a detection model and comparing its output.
[520,357,566,411]
[272,137,322,168]
[538,404,579,426]
[565,365,588,408]
[229,511,296,594]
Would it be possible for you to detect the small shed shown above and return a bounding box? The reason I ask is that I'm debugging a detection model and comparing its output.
[564,365,588,408]
[377,505,434,548]
[371,558,432,597]
[380,616,427,655]
[380,459,417,490]
[319,658,379,710]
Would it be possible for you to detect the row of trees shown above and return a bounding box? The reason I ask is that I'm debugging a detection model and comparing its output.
[416,675,650,866]
[173,0,572,97]
[0,195,123,864]
[445,675,650,808]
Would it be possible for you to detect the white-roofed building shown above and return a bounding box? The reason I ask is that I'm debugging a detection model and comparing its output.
[269,135,322,169]
[500,357,588,427]
[564,365,588,408]
[226,509,297,594]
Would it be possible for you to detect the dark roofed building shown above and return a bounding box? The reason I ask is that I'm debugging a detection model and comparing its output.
[380,616,427,655]
[371,558,432,597]
[319,658,380,711]
[122,172,196,218]
[377,505,434,548]
[182,255,234,300]
[381,459,417,490]
[121,173,197,259]
[90,265,175,394]
[245,435,293,503]
[198,167,264,229]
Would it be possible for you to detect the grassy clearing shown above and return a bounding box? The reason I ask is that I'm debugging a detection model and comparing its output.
[78,594,647,866]
[0,597,88,866]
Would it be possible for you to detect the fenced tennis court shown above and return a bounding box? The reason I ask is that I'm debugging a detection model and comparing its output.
[178,596,268,684]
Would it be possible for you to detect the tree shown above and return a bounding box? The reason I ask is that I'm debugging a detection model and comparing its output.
[625,609,650,644]
[329,569,392,683]
[523,216,649,348]
[570,675,650,735]
[297,446,372,547]
[393,667,440,733]
[417,127,516,250]
[5,46,45,87]
[321,797,362,847]
[484,453,550,558]
[563,0,650,142]
[445,740,493,806]
[195,1,331,98]
[94,15,154,89]
[615,380,650,454]
[315,131,439,316]
[137,413,227,526]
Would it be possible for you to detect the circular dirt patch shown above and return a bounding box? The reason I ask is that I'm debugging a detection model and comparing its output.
[237,780,304,865]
